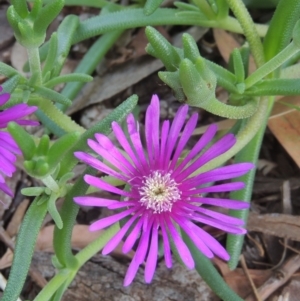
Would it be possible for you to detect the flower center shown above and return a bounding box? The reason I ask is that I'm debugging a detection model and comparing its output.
[139,171,181,213]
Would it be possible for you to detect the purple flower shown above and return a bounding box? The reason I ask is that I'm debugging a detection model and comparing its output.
[74,95,254,286]
[0,86,38,197]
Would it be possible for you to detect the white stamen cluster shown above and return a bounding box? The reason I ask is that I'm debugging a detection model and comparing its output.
[139,171,181,213]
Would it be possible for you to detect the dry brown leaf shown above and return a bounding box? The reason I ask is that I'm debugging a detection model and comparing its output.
[0,224,134,269]
[0,249,13,270]
[247,213,300,241]
[268,96,300,167]
[213,28,256,73]
[224,268,272,299]
[6,199,30,237]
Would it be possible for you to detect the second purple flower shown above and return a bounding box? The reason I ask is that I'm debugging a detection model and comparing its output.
[74,95,254,286]
[0,86,38,198]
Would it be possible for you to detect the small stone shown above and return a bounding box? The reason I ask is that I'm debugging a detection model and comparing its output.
[0,6,15,50]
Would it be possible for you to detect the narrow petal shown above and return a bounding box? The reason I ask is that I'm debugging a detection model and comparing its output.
[159,214,172,268]
[166,215,194,269]
[176,134,236,182]
[95,133,136,174]
[122,216,144,253]
[89,207,136,231]
[173,214,214,258]
[190,223,230,261]
[158,120,170,169]
[107,201,136,209]
[124,258,140,286]
[73,196,118,207]
[188,197,249,209]
[164,105,188,169]
[145,221,159,283]
[87,140,133,177]
[0,92,10,106]
[0,132,21,154]
[173,124,218,176]
[183,202,245,225]
[0,104,37,126]
[187,182,245,193]
[184,163,255,187]
[127,114,148,170]
[75,151,128,182]
[169,113,198,170]
[190,214,246,234]
[84,175,131,197]
[112,121,143,171]
[145,95,160,167]
[135,217,154,264]
[102,211,141,255]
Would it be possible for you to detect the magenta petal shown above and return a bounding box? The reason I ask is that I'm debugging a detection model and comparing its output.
[173,215,214,258]
[158,120,170,169]
[166,215,194,269]
[184,163,255,187]
[84,175,130,197]
[191,182,245,193]
[190,223,230,261]
[124,258,140,286]
[75,151,128,182]
[102,212,140,255]
[95,133,136,174]
[170,113,198,170]
[173,124,218,176]
[191,214,246,235]
[112,121,143,171]
[0,93,10,106]
[135,217,154,264]
[122,217,144,253]
[89,208,136,231]
[185,203,245,225]
[145,221,158,283]
[73,196,118,207]
[164,105,188,168]
[159,215,172,268]
[188,197,249,209]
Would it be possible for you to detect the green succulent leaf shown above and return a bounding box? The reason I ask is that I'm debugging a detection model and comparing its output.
[47,132,81,170]
[182,33,201,63]
[36,135,50,157]
[143,0,164,16]
[11,0,29,18]
[245,78,300,96]
[44,74,93,88]
[48,193,63,229]
[145,26,181,71]
[35,86,72,106]
[33,0,64,37]
[7,122,36,160]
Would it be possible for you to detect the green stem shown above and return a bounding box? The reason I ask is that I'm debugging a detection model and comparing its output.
[196,96,271,173]
[76,223,120,265]
[183,232,243,301]
[225,0,265,67]
[29,96,85,134]
[53,167,95,269]
[72,8,267,44]
[245,42,300,89]
[1,197,48,301]
[34,224,119,301]
[226,99,274,269]
[33,271,70,301]
[27,47,43,86]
